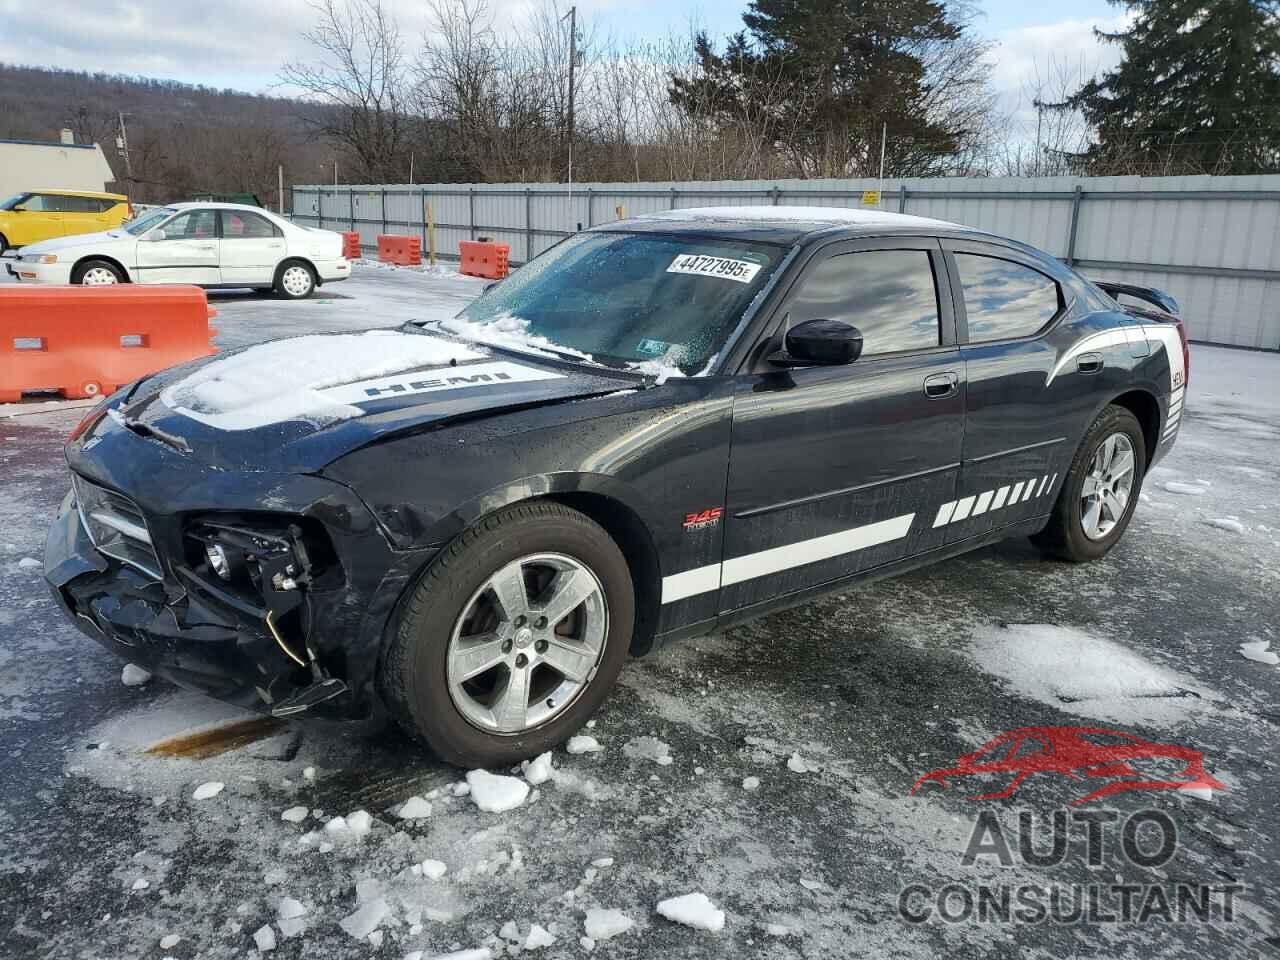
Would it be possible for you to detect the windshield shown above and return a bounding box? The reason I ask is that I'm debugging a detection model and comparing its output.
[125,207,177,235]
[0,193,32,211]
[447,231,783,376]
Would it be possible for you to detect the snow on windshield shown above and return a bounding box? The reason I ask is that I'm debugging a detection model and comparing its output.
[441,313,597,365]
[161,330,484,431]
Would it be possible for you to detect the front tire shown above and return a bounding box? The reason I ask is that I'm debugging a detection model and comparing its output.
[72,259,125,285]
[381,501,634,768]
[275,260,316,299]
[1032,404,1146,562]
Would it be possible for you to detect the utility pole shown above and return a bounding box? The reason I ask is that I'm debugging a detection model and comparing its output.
[877,121,887,206]
[116,111,133,180]
[1033,98,1044,178]
[562,5,576,232]
[278,164,285,215]
[334,159,339,186]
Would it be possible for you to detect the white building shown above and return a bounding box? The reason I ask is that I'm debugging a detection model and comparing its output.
[0,136,118,199]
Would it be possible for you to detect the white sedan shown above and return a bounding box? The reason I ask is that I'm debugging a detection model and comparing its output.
[3,202,350,299]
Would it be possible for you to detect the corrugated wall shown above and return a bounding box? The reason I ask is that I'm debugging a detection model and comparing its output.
[293,174,1280,350]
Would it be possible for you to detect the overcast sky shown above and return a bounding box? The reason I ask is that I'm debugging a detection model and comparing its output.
[0,0,1128,122]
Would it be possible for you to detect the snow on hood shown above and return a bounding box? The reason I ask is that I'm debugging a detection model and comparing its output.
[160,330,485,431]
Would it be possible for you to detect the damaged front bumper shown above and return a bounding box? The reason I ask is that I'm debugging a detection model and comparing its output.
[46,491,338,713]
[45,477,437,720]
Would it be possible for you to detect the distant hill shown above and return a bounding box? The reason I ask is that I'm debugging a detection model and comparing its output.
[0,63,333,206]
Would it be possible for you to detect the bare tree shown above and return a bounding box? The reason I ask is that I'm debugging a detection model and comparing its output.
[994,54,1095,178]
[280,0,410,182]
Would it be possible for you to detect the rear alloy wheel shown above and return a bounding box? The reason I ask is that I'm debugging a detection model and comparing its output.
[73,260,124,285]
[276,261,316,299]
[381,501,634,767]
[1032,404,1147,562]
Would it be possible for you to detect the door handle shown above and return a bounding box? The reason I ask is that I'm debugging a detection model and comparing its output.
[923,372,960,400]
[196,244,216,251]
[1077,352,1104,374]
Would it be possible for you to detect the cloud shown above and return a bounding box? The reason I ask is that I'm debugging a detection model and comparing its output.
[986,13,1132,123]
[0,0,438,92]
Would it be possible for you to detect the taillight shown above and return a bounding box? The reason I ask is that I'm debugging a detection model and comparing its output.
[1175,320,1190,387]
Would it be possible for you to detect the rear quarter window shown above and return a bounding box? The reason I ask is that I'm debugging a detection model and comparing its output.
[956,253,1061,343]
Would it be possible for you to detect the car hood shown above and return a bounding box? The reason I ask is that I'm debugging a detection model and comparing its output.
[21,229,132,255]
[106,328,635,473]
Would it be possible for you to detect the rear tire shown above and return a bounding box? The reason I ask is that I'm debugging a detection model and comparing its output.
[0,234,8,256]
[72,259,125,285]
[275,260,316,299]
[1032,404,1146,562]
[381,501,634,768]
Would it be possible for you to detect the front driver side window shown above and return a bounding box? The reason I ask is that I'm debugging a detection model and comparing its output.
[159,210,218,240]
[788,250,942,357]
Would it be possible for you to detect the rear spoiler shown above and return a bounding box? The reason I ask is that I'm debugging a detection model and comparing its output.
[1093,280,1179,318]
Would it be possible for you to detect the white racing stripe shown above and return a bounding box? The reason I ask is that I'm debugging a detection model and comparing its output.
[661,513,915,603]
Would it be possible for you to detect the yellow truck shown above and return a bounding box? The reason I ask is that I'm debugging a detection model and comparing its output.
[0,189,131,253]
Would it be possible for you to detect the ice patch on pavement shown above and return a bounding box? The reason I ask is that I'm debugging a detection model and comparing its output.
[967,623,1214,725]
[1240,641,1280,666]
[192,781,224,800]
[1203,517,1246,534]
[655,892,725,931]
[466,769,530,812]
[397,795,433,819]
[120,663,152,686]
[1163,480,1210,495]
[566,735,603,754]
[161,330,484,431]
[521,751,553,785]
[622,736,672,765]
[583,907,633,940]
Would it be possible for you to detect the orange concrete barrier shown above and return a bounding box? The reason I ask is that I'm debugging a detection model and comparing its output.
[0,285,218,404]
[377,234,422,266]
[459,240,510,280]
[341,231,361,260]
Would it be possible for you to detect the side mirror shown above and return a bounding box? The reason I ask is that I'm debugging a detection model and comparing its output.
[148,229,167,241]
[11,204,26,212]
[482,280,500,294]
[772,319,863,366]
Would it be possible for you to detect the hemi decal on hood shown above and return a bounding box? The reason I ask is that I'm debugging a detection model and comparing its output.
[320,360,565,405]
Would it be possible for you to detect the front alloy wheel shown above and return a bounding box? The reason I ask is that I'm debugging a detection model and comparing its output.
[381,501,634,767]
[447,553,607,734]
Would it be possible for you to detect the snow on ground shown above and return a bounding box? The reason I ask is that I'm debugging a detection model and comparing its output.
[966,623,1218,726]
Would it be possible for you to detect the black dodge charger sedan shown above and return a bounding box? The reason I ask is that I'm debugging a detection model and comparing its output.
[45,206,1189,766]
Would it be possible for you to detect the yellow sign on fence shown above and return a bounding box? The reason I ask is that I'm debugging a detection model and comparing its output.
[861,190,882,206]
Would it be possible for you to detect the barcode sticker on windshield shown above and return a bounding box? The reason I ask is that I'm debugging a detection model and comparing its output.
[666,254,762,284]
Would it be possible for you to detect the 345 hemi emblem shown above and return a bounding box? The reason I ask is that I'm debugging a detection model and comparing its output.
[683,507,724,531]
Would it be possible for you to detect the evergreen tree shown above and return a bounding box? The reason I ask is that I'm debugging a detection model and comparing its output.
[669,0,986,178]
[1074,0,1280,175]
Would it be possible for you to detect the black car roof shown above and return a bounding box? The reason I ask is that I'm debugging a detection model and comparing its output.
[591,205,979,245]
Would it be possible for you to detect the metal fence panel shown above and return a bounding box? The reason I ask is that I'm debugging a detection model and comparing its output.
[291,174,1280,350]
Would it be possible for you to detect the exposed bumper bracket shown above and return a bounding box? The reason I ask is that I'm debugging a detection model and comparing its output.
[270,678,350,717]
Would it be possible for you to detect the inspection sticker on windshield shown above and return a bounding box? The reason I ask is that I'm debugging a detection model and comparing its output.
[666,254,762,284]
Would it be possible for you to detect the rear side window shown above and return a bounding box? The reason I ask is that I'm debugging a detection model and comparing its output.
[788,250,941,357]
[220,211,279,238]
[956,254,1061,342]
